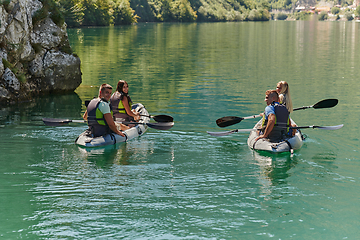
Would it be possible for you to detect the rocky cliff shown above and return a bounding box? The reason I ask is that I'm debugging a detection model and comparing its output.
[0,0,81,104]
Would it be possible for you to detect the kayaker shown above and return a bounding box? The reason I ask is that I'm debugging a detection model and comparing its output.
[110,80,140,123]
[83,84,128,138]
[256,90,291,142]
[276,81,293,113]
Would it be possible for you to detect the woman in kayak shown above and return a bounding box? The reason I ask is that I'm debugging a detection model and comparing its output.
[110,80,140,123]
[276,81,293,113]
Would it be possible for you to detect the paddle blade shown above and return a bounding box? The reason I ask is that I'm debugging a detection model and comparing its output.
[312,99,338,109]
[291,124,344,130]
[42,118,72,126]
[316,124,344,130]
[216,116,243,128]
[207,128,255,137]
[147,122,174,130]
[152,115,174,123]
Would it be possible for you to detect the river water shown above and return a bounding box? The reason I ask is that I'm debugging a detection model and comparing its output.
[1,21,359,239]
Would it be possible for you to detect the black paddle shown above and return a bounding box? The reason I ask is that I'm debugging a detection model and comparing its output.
[140,114,173,122]
[216,114,261,128]
[122,121,174,130]
[292,98,338,111]
[216,99,338,128]
[207,124,344,137]
[42,118,174,130]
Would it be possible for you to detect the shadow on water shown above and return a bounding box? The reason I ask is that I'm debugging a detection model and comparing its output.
[0,93,83,126]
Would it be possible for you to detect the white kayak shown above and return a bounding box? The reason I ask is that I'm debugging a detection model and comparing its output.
[247,119,304,153]
[75,103,149,148]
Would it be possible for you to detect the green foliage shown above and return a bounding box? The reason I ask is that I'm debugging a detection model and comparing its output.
[82,0,112,26]
[171,0,197,21]
[17,74,26,83]
[247,8,270,21]
[33,0,65,27]
[2,59,27,83]
[113,0,138,24]
[293,11,311,20]
[318,11,328,21]
[345,11,353,21]
[276,12,287,20]
[159,0,173,21]
[56,0,84,27]
[270,0,293,10]
[32,6,49,25]
[355,6,360,17]
[1,0,11,12]
[2,58,12,69]
[331,7,340,15]
[54,0,304,25]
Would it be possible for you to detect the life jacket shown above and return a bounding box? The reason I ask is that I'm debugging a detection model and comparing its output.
[87,98,113,137]
[262,102,290,141]
[110,92,132,116]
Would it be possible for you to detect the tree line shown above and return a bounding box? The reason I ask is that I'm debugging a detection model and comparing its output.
[55,0,273,27]
[31,0,359,28]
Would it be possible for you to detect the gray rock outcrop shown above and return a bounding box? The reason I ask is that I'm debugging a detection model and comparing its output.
[0,0,82,104]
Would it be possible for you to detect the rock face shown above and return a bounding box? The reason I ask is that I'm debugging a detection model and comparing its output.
[0,0,82,104]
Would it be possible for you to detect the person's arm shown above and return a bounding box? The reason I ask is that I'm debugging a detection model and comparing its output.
[255,114,275,141]
[83,110,88,120]
[122,97,140,121]
[104,113,125,137]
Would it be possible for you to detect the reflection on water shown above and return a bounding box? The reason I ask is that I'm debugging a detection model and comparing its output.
[77,137,158,167]
[252,152,298,199]
[0,93,83,126]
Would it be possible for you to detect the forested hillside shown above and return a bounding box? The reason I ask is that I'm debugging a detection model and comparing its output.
[55,0,355,27]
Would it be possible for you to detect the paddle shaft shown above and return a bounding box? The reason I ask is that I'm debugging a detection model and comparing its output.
[208,124,343,137]
[42,118,174,130]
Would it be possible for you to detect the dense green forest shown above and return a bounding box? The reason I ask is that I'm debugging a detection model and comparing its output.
[38,0,357,27]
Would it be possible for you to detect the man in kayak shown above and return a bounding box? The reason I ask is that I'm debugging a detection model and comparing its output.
[83,84,128,138]
[255,89,291,142]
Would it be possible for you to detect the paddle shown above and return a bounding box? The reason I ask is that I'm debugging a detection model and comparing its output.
[121,121,174,130]
[216,115,261,128]
[42,118,174,130]
[140,114,173,122]
[42,118,85,126]
[292,98,338,111]
[207,124,344,137]
[216,99,339,128]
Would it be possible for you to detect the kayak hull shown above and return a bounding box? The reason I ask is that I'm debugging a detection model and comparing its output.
[247,119,303,153]
[75,103,149,148]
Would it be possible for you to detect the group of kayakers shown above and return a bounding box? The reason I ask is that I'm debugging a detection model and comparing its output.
[83,80,139,138]
[83,79,295,143]
[255,81,296,142]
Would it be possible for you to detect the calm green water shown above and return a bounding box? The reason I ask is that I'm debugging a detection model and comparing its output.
[1,21,359,239]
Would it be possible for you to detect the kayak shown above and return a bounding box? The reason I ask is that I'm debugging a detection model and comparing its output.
[247,119,304,153]
[75,103,149,148]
